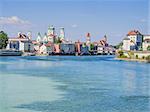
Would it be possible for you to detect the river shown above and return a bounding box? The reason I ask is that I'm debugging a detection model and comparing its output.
[0,56,149,112]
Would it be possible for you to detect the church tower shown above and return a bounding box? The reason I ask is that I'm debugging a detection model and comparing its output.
[59,27,65,41]
[48,25,55,35]
[86,32,91,45]
[47,25,55,43]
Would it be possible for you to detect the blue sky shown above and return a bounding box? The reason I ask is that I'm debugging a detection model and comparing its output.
[0,0,149,45]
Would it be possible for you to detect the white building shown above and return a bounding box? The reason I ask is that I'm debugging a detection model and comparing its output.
[122,30,143,51]
[122,37,130,51]
[39,42,54,55]
[97,35,109,54]
[143,35,150,51]
[7,32,34,52]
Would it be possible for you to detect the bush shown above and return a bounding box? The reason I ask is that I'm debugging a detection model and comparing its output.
[135,55,138,59]
[117,54,127,58]
[118,50,124,57]
[120,55,127,58]
[142,56,145,59]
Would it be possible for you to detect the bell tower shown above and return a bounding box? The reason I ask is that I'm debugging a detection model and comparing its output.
[86,32,91,45]
[59,27,65,40]
[47,25,55,43]
[48,25,55,35]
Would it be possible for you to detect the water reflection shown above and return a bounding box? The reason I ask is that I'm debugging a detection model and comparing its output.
[122,66,149,96]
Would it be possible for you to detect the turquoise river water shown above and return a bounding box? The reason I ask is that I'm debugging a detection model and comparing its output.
[0,56,150,112]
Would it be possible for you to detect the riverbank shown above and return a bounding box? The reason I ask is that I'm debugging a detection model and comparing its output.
[115,57,150,63]
[116,50,150,63]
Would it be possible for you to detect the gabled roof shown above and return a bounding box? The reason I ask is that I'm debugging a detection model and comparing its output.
[123,37,130,40]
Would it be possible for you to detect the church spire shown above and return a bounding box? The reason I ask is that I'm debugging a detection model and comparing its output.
[36,32,42,43]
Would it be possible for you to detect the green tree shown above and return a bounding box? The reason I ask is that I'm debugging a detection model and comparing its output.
[90,43,94,50]
[0,31,8,49]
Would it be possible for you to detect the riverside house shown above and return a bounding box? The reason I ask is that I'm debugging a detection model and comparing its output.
[122,30,143,51]
[6,32,34,52]
[75,41,90,55]
[122,30,150,51]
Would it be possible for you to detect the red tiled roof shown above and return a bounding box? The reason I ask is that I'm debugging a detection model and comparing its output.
[127,30,141,36]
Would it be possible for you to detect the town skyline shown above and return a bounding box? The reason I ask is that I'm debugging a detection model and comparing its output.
[0,0,149,45]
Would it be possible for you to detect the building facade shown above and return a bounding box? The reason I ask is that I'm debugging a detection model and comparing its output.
[122,30,143,51]
[60,43,75,54]
[7,32,34,52]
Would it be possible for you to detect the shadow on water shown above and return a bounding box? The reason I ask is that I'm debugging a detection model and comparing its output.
[20,55,116,62]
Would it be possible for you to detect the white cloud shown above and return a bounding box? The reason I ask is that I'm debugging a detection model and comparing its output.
[0,16,31,25]
[71,24,78,28]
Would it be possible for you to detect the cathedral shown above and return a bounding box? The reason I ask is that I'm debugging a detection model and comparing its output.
[33,25,66,54]
[36,25,65,44]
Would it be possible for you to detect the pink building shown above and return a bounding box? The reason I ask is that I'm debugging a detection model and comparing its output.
[54,44,60,54]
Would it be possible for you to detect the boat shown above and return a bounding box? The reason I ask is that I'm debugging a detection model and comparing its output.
[0,49,23,56]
